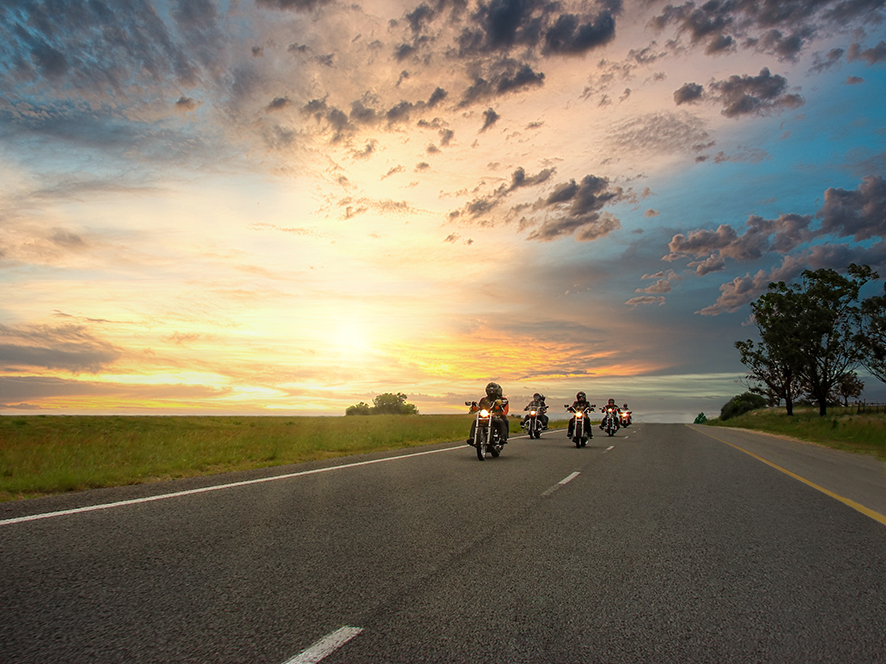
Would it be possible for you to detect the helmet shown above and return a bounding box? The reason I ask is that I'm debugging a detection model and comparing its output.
[533,393,541,400]
[576,391,586,401]
[608,398,615,405]
[623,404,628,408]
[486,382,502,398]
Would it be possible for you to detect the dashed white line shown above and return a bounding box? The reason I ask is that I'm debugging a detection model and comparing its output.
[542,471,581,497]
[284,626,363,664]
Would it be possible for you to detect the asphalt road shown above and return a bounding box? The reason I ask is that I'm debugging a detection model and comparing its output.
[2,423,885,663]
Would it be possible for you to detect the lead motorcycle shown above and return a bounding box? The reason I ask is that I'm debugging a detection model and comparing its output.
[565,404,594,448]
[601,404,620,437]
[522,405,546,439]
[465,400,505,461]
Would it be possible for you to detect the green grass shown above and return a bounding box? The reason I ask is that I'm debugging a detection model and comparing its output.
[0,414,566,502]
[0,415,477,502]
[704,407,886,461]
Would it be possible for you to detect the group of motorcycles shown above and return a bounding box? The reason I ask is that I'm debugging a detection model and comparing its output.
[466,398,632,460]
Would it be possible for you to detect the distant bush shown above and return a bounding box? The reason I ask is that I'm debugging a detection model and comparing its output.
[694,412,707,424]
[720,392,767,421]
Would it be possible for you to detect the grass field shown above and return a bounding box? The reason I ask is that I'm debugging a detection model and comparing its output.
[704,407,886,461]
[0,414,567,502]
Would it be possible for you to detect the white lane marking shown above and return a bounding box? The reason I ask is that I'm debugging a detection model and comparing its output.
[284,626,363,664]
[542,471,581,497]
[1,446,463,526]
[559,471,581,485]
[606,445,614,451]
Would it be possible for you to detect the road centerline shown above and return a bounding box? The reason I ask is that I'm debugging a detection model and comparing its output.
[284,626,363,664]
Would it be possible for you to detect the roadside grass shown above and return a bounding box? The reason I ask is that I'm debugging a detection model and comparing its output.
[704,407,886,461]
[0,414,568,502]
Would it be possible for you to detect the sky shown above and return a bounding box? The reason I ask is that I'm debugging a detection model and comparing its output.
[1,0,886,422]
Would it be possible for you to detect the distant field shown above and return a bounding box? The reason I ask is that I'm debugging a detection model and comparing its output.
[0,414,566,502]
[705,407,886,461]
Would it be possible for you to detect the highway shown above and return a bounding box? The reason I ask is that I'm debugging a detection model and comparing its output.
[2,423,885,663]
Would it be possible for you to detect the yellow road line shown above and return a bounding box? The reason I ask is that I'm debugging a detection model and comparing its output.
[693,426,886,527]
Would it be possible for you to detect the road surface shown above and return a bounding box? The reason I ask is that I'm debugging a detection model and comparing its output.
[2,423,885,663]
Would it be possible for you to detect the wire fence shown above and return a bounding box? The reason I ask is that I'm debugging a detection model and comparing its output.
[853,401,886,414]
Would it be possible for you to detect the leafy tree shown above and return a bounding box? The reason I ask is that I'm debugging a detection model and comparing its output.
[345,392,418,415]
[371,392,419,415]
[720,392,767,420]
[735,338,801,415]
[830,371,864,407]
[857,284,886,385]
[694,412,707,424]
[739,264,876,417]
[345,401,372,416]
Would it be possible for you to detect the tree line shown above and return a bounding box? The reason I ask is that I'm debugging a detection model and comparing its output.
[735,263,886,417]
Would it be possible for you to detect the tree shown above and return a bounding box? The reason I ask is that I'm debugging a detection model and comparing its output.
[371,392,419,415]
[345,392,419,415]
[735,338,801,415]
[830,371,864,407]
[345,401,372,416]
[857,284,886,385]
[739,264,876,417]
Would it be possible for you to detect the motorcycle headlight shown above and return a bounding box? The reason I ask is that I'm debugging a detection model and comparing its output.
[530,410,537,416]
[576,412,583,418]
[479,409,490,417]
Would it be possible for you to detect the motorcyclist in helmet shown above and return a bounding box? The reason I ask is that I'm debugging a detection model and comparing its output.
[600,398,620,429]
[567,391,594,438]
[467,382,510,445]
[522,392,549,430]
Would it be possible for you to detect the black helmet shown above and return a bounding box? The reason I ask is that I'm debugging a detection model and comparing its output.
[486,382,502,398]
[577,391,586,400]
[533,392,541,400]
[608,398,615,404]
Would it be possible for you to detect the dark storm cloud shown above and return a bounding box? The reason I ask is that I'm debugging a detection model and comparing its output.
[650,0,885,60]
[458,63,545,106]
[817,175,886,241]
[677,68,804,117]
[673,82,704,104]
[480,107,500,131]
[0,324,121,373]
[527,175,625,241]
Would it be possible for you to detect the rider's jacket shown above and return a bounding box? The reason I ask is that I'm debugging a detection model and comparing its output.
[525,399,547,412]
[472,396,509,417]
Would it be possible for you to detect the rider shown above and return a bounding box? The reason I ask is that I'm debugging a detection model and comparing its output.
[468,382,510,445]
[567,391,593,438]
[523,392,549,430]
[600,398,620,429]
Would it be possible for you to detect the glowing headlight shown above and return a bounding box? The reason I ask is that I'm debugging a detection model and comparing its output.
[576,412,583,418]
[530,410,537,416]
[480,409,490,417]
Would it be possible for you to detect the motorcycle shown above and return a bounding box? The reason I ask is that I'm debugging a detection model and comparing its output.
[619,408,632,427]
[465,401,505,461]
[565,404,594,448]
[521,405,546,439]
[601,405,620,437]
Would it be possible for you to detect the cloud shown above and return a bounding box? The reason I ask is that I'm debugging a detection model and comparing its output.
[480,108,501,131]
[817,175,886,241]
[711,68,805,117]
[626,296,666,306]
[0,324,122,373]
[526,176,625,241]
[848,40,886,65]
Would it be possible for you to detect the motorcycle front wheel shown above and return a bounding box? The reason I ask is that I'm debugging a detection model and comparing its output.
[476,430,487,460]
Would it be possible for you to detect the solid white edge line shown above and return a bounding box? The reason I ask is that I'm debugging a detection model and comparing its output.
[284,626,363,664]
[1,446,463,526]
